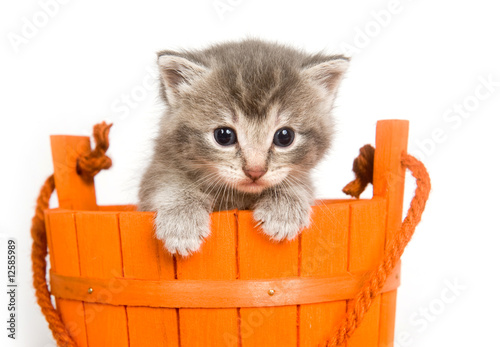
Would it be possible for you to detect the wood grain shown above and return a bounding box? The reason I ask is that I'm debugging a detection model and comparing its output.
[50,135,97,210]
[119,212,178,347]
[48,134,97,345]
[176,210,239,347]
[75,212,129,346]
[238,210,298,347]
[299,203,349,346]
[347,199,386,347]
[46,210,88,347]
[373,120,409,347]
[49,262,401,308]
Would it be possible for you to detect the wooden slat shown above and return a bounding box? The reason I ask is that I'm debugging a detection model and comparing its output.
[45,210,88,347]
[49,264,401,308]
[119,212,178,347]
[176,210,239,347]
[238,210,298,347]
[99,205,137,212]
[75,212,129,347]
[50,135,97,210]
[347,199,386,347]
[378,295,397,347]
[299,203,349,346]
[373,120,409,347]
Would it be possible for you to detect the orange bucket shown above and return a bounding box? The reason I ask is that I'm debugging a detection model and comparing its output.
[44,120,410,346]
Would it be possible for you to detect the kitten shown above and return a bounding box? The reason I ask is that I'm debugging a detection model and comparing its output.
[138,39,349,256]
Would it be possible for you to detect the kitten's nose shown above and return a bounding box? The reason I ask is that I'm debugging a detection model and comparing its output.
[243,167,267,181]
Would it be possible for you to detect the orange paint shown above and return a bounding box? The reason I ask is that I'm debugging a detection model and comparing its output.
[373,120,409,347]
[120,212,178,347]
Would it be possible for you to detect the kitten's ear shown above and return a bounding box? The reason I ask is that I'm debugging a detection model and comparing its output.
[157,52,208,105]
[302,56,349,101]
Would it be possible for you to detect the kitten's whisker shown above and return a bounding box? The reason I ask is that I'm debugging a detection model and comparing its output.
[221,180,231,212]
[230,179,236,210]
[209,177,225,198]
[284,179,300,207]
[212,179,227,212]
[225,179,236,226]
[181,172,220,191]
[220,181,229,212]
[203,176,225,209]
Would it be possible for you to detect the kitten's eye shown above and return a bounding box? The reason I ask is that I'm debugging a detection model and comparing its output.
[214,127,237,146]
[273,128,295,147]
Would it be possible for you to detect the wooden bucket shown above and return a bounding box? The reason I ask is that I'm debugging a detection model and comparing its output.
[45,120,408,347]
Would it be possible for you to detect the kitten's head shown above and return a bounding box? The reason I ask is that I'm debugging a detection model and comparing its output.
[156,40,349,194]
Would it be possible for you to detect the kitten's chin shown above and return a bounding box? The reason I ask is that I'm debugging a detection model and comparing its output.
[237,181,268,194]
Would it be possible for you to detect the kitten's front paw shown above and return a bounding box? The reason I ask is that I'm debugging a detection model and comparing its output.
[253,202,311,242]
[155,206,210,257]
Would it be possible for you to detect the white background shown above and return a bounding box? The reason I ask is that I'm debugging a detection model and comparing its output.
[1,0,499,346]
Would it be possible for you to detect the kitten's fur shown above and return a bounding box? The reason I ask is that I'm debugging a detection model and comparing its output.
[138,39,349,256]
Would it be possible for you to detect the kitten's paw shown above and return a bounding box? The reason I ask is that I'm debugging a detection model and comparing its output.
[253,203,311,242]
[154,207,210,257]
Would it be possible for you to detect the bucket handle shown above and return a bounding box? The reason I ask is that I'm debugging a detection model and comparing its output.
[325,146,431,346]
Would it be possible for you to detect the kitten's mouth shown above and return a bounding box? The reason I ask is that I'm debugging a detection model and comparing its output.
[238,179,267,193]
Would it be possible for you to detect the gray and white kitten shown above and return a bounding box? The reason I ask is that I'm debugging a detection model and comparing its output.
[138,39,349,256]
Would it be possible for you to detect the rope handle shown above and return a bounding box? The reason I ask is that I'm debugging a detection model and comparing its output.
[323,146,431,346]
[31,122,112,346]
[31,123,430,347]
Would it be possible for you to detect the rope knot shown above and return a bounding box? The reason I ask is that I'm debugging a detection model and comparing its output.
[76,122,113,181]
[342,144,375,198]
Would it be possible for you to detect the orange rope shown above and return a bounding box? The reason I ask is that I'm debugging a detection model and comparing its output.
[323,147,431,346]
[76,122,112,181]
[31,122,112,346]
[342,144,375,198]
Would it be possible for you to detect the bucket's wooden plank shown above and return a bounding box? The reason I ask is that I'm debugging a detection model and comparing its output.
[75,212,129,347]
[299,203,349,346]
[379,292,397,347]
[45,210,88,347]
[119,212,178,347]
[238,210,298,347]
[347,199,386,346]
[98,205,136,212]
[373,120,409,347]
[176,210,239,347]
[50,135,97,210]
